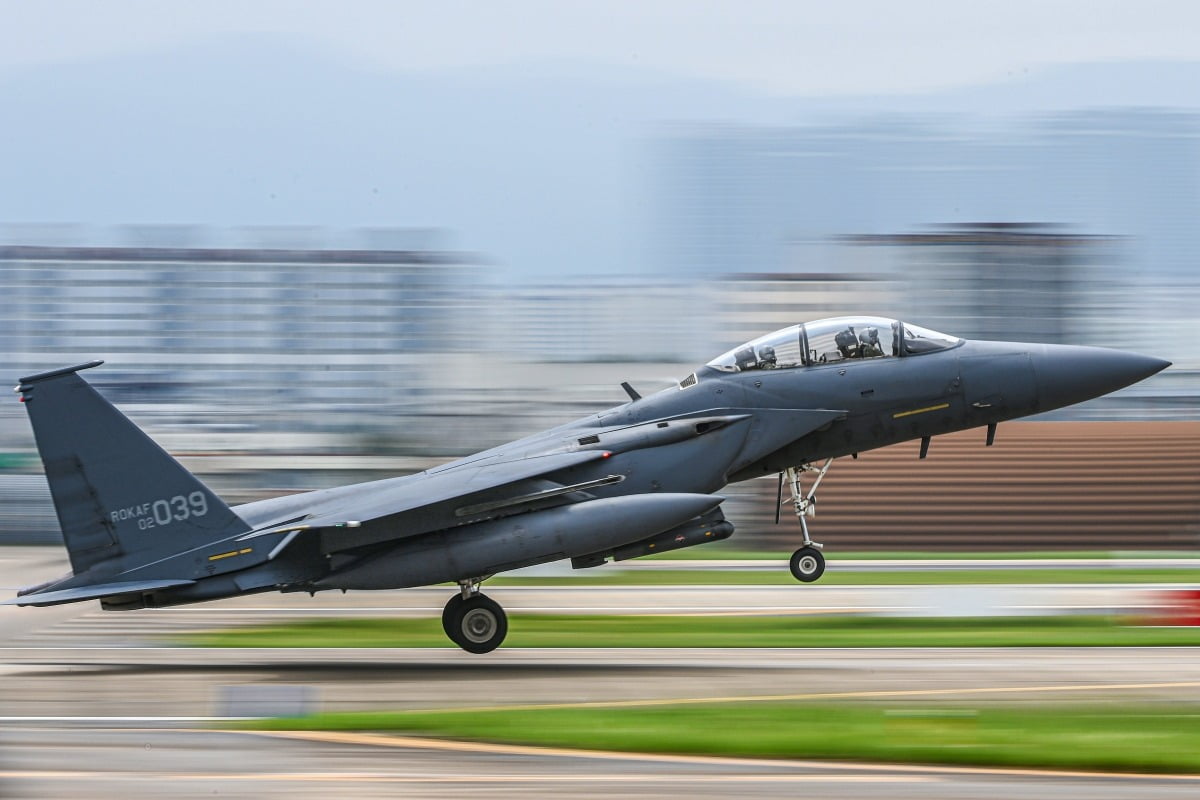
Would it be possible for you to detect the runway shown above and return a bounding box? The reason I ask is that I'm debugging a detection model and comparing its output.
[6,726,1200,800]
[4,546,1192,640]
[6,647,1200,798]
[4,547,1200,797]
[8,644,1200,717]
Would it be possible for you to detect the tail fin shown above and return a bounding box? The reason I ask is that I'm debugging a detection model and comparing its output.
[16,362,250,577]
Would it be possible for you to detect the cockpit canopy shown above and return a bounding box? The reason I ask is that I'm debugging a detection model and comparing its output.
[706,316,961,373]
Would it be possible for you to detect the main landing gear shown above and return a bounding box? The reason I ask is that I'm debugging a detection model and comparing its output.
[781,459,833,583]
[443,579,508,654]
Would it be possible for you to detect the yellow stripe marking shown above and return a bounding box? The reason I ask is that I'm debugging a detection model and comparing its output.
[893,402,950,419]
[208,548,253,562]
[238,728,1200,781]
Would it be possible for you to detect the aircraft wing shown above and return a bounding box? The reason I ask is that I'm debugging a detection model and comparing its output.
[235,448,616,544]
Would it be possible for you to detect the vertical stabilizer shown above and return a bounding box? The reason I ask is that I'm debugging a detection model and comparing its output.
[16,363,250,576]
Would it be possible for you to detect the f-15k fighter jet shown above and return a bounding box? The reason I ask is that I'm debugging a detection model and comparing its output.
[4,316,1169,652]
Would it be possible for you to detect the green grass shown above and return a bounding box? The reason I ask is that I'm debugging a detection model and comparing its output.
[247,702,1200,774]
[643,547,1162,561]
[800,550,1200,561]
[185,614,1200,649]
[490,566,1200,586]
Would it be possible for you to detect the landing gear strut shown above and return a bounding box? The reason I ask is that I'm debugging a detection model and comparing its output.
[782,459,833,583]
[442,579,508,654]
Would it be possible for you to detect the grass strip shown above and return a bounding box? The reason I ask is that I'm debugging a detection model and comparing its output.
[185,614,1200,649]
[490,567,1200,586]
[247,702,1200,774]
[643,548,1159,561]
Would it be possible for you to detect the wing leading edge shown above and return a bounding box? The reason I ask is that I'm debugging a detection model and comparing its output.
[234,448,617,542]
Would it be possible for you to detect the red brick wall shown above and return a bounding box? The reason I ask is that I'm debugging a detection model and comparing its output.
[735,421,1200,551]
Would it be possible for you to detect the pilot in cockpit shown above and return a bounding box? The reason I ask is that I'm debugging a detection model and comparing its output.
[834,325,884,360]
[757,346,778,369]
[858,327,883,358]
[835,327,859,359]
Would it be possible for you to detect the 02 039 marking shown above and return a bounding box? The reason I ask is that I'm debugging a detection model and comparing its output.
[110,491,209,530]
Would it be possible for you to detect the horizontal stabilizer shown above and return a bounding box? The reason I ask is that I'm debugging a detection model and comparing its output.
[2,578,195,607]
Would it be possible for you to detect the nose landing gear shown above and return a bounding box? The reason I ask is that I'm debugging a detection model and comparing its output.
[790,546,825,582]
[781,459,833,583]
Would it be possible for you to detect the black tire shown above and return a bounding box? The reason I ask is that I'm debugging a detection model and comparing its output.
[449,594,508,654]
[789,546,825,583]
[442,594,466,643]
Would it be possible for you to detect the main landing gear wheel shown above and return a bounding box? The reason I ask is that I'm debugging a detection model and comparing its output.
[441,593,465,639]
[789,546,825,583]
[443,593,508,654]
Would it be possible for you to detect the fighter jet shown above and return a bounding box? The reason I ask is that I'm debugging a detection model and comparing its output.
[4,316,1169,652]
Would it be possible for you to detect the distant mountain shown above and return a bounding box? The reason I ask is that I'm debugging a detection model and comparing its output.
[794,60,1200,117]
[0,34,1196,277]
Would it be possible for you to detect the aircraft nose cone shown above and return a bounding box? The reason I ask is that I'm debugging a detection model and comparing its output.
[1033,345,1171,411]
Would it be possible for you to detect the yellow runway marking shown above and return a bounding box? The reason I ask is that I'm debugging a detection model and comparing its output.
[239,729,1200,782]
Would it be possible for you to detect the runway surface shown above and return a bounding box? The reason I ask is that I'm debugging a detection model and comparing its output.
[1,547,1185,648]
[3,546,1200,798]
[7,726,1200,800]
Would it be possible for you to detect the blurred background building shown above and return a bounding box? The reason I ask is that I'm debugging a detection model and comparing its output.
[840,223,1116,345]
[653,110,1200,280]
[0,232,480,426]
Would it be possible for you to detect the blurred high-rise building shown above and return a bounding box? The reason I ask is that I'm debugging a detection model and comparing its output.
[654,110,1200,281]
[0,239,480,429]
[839,223,1125,345]
[710,270,896,352]
[0,231,484,541]
[491,279,709,363]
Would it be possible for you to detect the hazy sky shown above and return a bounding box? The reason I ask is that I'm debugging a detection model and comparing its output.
[6,0,1200,95]
[3,1,1198,278]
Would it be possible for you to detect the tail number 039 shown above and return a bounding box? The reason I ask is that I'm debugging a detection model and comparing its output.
[151,492,208,528]
[112,492,210,530]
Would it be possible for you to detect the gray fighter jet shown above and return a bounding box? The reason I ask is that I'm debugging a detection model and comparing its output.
[4,316,1169,652]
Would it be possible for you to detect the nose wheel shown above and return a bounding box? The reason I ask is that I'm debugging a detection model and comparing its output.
[790,546,825,582]
[780,459,833,583]
[443,580,508,654]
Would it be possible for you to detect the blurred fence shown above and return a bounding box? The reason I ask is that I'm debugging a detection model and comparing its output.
[732,421,1200,551]
[3,421,1198,552]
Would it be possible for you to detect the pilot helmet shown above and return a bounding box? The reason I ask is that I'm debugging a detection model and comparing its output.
[835,328,857,350]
